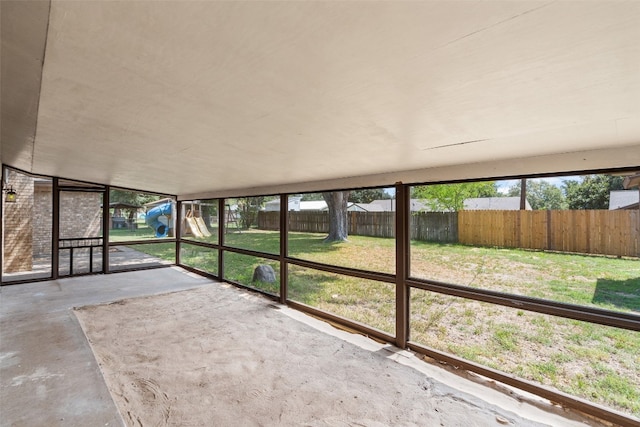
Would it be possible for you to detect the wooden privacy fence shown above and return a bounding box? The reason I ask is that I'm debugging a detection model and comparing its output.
[458,210,640,258]
[257,211,457,242]
[411,212,458,243]
[288,211,330,233]
[347,211,395,238]
[258,209,639,257]
[257,211,330,233]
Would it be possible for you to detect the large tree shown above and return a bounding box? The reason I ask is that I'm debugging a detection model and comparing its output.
[507,180,567,210]
[299,192,324,201]
[563,175,624,210]
[110,189,159,206]
[236,196,265,229]
[322,191,350,242]
[349,188,391,204]
[412,182,498,212]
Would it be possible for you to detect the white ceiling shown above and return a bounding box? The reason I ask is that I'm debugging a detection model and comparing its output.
[2,1,640,198]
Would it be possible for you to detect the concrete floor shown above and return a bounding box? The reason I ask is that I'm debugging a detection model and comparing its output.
[0,267,211,427]
[2,245,173,283]
[1,267,606,427]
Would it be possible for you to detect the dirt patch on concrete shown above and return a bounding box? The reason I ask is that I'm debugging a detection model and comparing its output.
[74,284,598,426]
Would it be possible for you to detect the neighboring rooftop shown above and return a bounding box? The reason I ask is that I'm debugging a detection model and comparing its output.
[463,197,532,211]
[609,190,640,210]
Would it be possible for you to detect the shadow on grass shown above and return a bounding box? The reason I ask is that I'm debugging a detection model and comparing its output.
[225,230,343,256]
[287,232,344,256]
[185,229,360,260]
[287,267,338,305]
[592,278,640,313]
[224,231,281,254]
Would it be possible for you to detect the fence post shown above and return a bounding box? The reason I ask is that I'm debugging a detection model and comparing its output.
[546,209,552,251]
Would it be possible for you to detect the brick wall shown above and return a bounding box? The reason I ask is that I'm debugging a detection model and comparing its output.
[3,175,103,274]
[33,181,52,257]
[3,172,34,272]
[59,191,103,240]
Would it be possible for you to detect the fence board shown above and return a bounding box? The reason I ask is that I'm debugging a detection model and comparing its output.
[256,211,280,230]
[631,210,640,256]
[410,212,458,243]
[458,209,639,257]
[259,211,458,242]
[349,211,396,238]
[259,209,639,257]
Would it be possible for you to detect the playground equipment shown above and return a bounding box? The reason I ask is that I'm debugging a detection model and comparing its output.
[184,210,212,238]
[145,202,173,237]
[225,204,240,233]
[181,201,215,238]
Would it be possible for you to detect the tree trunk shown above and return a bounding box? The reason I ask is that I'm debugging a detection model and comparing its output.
[322,191,350,242]
[520,178,527,210]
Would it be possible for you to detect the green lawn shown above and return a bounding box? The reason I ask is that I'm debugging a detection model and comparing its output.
[133,229,640,416]
[108,221,158,242]
[410,241,640,313]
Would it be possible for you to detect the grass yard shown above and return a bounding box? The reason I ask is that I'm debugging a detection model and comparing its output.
[109,220,158,242]
[410,291,640,416]
[137,229,640,416]
[410,241,640,313]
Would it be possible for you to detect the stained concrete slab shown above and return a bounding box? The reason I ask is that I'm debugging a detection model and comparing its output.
[0,267,211,427]
[0,267,607,426]
[1,245,172,284]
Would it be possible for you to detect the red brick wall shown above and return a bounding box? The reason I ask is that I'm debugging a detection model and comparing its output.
[3,171,34,272]
[59,191,103,240]
[33,181,53,257]
[3,174,103,274]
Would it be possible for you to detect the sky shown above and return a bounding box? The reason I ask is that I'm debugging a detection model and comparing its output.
[382,175,584,196]
[496,176,581,194]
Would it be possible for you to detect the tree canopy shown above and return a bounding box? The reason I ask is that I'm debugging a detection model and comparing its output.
[412,182,498,211]
[563,175,624,210]
[300,193,324,201]
[110,189,160,207]
[300,189,390,204]
[507,180,567,210]
[236,196,266,228]
[349,188,391,204]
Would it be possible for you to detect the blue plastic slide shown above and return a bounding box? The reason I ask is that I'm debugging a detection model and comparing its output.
[145,202,173,237]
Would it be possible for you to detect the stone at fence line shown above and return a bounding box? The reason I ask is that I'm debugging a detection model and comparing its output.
[252,264,276,283]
